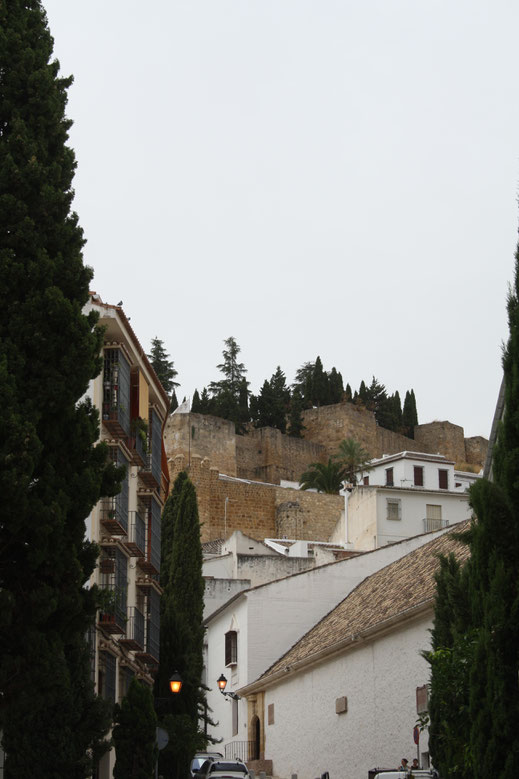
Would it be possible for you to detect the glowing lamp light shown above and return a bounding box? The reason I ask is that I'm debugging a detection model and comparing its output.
[169,672,183,694]
[217,674,228,691]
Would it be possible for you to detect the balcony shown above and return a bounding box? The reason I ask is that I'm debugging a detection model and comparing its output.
[423,518,449,533]
[136,575,163,596]
[119,607,145,651]
[98,609,126,635]
[127,433,147,467]
[101,499,128,536]
[124,510,146,557]
[139,452,159,489]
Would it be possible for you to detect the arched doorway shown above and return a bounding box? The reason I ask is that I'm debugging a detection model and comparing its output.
[250,715,260,760]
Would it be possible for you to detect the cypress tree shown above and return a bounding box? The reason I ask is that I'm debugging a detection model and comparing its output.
[191,389,202,413]
[312,356,328,405]
[113,678,158,779]
[465,244,519,778]
[402,389,418,437]
[345,383,352,402]
[427,241,519,778]
[155,477,207,779]
[170,388,179,412]
[287,390,305,438]
[0,2,119,775]
[148,337,179,398]
[328,366,344,404]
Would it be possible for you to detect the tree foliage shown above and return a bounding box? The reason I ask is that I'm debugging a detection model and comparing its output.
[426,242,519,778]
[209,337,249,432]
[333,438,372,486]
[155,474,208,779]
[113,679,158,779]
[299,458,346,494]
[148,337,179,398]
[0,2,119,774]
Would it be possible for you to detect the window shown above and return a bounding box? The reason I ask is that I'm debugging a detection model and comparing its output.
[232,698,239,736]
[363,475,370,486]
[387,499,401,521]
[413,466,424,487]
[438,469,448,489]
[225,630,237,666]
[385,467,394,486]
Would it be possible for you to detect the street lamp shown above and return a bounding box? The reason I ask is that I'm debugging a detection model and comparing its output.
[217,674,240,700]
[169,672,183,694]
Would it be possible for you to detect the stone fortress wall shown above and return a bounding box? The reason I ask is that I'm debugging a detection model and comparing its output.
[164,403,488,543]
[168,454,344,544]
[165,403,488,487]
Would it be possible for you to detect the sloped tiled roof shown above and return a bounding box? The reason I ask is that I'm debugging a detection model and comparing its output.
[202,539,224,555]
[261,523,470,680]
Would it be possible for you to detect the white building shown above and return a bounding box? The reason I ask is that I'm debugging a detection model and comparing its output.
[85,293,170,779]
[338,452,477,551]
[203,525,456,771]
[238,525,470,779]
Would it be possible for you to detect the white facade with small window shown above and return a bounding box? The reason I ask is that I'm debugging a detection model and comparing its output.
[204,530,454,754]
[347,483,472,550]
[364,451,463,491]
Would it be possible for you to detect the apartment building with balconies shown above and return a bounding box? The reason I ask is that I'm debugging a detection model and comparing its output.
[85,293,170,779]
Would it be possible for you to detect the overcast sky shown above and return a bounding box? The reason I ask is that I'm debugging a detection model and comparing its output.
[44,0,519,439]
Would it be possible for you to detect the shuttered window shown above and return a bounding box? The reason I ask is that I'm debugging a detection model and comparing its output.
[414,466,424,486]
[438,469,448,489]
[225,630,237,666]
[385,468,394,486]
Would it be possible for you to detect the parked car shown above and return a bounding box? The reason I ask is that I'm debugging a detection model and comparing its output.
[373,771,439,779]
[202,759,250,779]
[190,752,223,778]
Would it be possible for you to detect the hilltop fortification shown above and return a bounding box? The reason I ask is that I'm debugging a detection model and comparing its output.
[165,401,488,485]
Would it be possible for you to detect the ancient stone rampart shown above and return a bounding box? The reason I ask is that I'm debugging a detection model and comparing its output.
[168,454,343,543]
[165,406,488,493]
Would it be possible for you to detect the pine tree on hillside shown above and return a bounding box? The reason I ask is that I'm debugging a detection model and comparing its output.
[252,367,289,432]
[288,390,305,438]
[0,2,120,774]
[312,356,328,406]
[148,337,179,398]
[328,366,344,404]
[402,389,418,438]
[209,337,249,431]
[191,389,202,413]
[113,679,158,779]
[155,475,208,779]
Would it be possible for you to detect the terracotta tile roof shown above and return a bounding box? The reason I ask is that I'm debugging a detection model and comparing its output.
[262,524,470,679]
[202,539,224,555]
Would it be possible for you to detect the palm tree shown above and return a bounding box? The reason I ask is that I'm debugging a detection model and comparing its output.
[299,458,346,494]
[334,438,372,486]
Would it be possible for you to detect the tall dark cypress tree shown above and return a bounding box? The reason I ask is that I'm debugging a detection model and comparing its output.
[402,389,418,437]
[465,243,519,778]
[427,241,519,778]
[0,2,119,775]
[113,678,158,779]
[155,475,207,779]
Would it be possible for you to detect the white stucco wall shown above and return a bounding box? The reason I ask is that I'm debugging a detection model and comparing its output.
[205,528,452,748]
[347,488,378,549]
[368,454,455,491]
[346,486,471,550]
[376,488,471,547]
[204,578,251,620]
[204,553,235,579]
[263,613,432,779]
